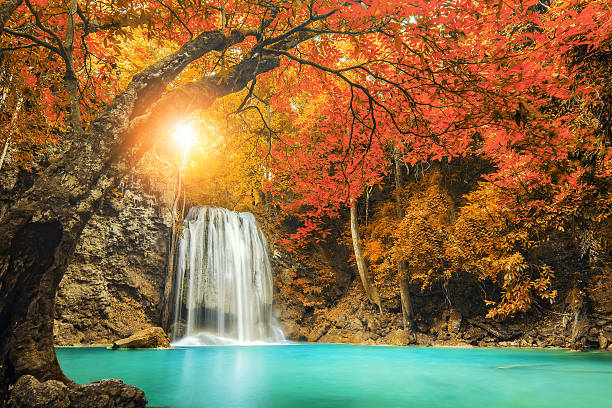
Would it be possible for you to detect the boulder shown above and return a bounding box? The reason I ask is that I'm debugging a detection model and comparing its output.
[112,326,170,349]
[386,329,413,346]
[70,379,147,408]
[10,375,146,408]
[349,331,372,344]
[599,331,612,350]
[279,320,303,341]
[10,375,70,408]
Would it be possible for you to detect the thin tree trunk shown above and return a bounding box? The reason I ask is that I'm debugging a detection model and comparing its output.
[0,139,8,172]
[0,98,23,172]
[350,199,382,314]
[161,163,183,333]
[394,148,415,331]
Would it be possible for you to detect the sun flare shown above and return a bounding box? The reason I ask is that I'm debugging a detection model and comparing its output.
[174,122,196,151]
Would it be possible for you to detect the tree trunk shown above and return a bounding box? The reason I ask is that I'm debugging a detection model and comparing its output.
[160,163,183,333]
[350,200,382,314]
[0,28,276,406]
[0,98,22,172]
[394,148,415,331]
[398,268,415,330]
[0,139,8,171]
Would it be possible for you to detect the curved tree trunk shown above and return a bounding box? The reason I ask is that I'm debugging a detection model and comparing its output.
[0,28,280,405]
[394,149,415,331]
[350,199,382,314]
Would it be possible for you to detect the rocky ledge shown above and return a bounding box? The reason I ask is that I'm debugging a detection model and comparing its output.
[276,283,612,350]
[10,375,146,408]
[112,327,170,349]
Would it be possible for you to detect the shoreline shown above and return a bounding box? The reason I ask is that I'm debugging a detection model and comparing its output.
[53,341,610,352]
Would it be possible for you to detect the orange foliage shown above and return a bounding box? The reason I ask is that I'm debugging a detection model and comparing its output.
[448,183,557,319]
[364,172,557,320]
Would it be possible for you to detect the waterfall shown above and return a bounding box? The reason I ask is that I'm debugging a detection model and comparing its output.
[171,207,285,345]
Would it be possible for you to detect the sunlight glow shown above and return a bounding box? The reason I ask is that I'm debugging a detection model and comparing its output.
[174,122,196,151]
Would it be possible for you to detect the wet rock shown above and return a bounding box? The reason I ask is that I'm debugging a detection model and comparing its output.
[112,327,170,349]
[10,375,70,408]
[416,321,430,333]
[69,379,147,408]
[437,332,451,341]
[434,338,472,348]
[277,302,305,322]
[550,337,565,347]
[571,311,589,342]
[320,332,348,343]
[429,316,447,335]
[279,320,303,341]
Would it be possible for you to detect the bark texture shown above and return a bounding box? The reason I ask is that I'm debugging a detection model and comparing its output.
[350,200,382,314]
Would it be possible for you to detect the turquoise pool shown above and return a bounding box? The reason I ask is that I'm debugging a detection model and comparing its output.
[56,345,612,408]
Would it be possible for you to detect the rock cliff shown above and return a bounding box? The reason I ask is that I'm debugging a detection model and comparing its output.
[53,176,170,345]
[40,169,610,350]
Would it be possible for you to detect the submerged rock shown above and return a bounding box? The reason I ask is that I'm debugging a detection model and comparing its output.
[112,327,170,349]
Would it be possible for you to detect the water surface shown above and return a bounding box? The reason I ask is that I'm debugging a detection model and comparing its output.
[57,345,612,408]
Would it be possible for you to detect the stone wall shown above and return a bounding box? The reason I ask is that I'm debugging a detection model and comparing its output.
[53,176,170,345]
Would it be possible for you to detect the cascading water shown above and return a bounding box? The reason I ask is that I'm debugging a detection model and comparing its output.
[171,207,285,345]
